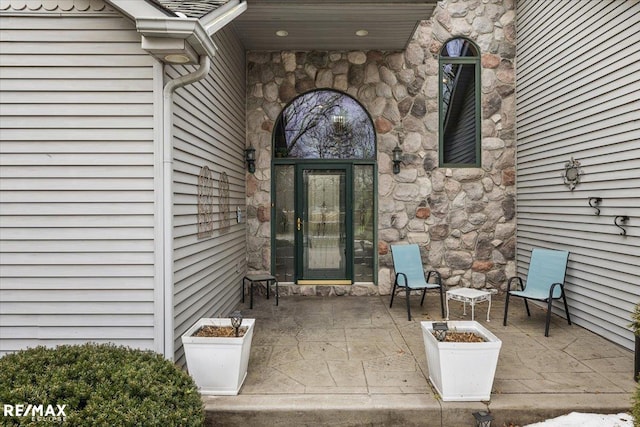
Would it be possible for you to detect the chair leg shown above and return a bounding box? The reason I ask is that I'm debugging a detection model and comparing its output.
[420,288,427,306]
[250,281,254,309]
[438,286,445,318]
[503,292,510,326]
[524,299,531,317]
[389,280,397,308]
[275,279,279,307]
[562,289,571,326]
[405,286,412,321]
[545,298,553,337]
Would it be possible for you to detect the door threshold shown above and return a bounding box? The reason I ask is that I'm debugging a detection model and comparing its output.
[297,280,352,285]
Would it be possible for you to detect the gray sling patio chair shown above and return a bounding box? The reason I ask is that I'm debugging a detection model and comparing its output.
[503,248,571,337]
[390,244,444,321]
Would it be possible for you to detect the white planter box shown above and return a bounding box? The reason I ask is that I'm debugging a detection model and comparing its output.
[181,318,255,396]
[421,321,501,401]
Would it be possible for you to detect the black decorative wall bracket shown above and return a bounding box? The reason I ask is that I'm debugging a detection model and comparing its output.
[588,197,602,215]
[615,215,629,236]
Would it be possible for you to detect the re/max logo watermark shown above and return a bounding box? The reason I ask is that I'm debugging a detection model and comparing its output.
[3,404,67,422]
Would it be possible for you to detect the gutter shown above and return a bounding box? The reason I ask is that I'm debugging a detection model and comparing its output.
[200,0,248,36]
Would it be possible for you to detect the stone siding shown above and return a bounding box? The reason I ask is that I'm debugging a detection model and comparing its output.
[246,0,517,295]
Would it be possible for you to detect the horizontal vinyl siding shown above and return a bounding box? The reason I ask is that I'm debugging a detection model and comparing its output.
[515,0,640,350]
[170,26,247,365]
[0,10,158,353]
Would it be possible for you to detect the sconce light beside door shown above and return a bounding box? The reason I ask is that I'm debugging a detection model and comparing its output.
[245,146,256,174]
[392,145,403,174]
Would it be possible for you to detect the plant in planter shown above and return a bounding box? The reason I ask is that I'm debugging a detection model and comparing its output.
[421,321,502,401]
[182,311,255,396]
[630,303,640,382]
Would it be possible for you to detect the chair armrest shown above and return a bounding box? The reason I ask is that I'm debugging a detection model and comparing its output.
[548,282,563,299]
[396,272,408,287]
[507,276,523,292]
[426,270,441,285]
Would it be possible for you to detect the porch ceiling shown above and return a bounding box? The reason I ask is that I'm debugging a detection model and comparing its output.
[232,0,438,51]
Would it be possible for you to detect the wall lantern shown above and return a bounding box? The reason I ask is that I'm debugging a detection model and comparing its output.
[392,145,403,174]
[472,411,494,427]
[245,146,256,174]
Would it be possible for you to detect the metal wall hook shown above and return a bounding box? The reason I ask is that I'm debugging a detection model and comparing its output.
[615,215,629,236]
[588,197,602,215]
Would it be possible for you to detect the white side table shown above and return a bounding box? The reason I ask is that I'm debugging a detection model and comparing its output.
[445,288,492,321]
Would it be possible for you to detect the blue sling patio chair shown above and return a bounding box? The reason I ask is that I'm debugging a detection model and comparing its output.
[503,248,571,337]
[390,244,444,321]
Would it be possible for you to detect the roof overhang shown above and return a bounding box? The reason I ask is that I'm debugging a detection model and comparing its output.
[232,0,437,51]
[136,17,216,64]
[105,0,248,64]
[106,0,437,57]
[106,0,174,20]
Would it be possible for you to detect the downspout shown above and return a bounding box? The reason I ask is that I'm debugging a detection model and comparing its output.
[133,1,245,360]
[162,55,211,359]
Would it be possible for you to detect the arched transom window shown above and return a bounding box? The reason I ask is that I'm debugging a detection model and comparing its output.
[274,90,375,160]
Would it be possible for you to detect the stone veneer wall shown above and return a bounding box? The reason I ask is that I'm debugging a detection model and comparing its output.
[246,0,517,296]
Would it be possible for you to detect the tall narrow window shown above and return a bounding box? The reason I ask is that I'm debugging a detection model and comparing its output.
[439,38,481,167]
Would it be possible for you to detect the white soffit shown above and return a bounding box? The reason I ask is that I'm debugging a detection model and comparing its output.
[233,0,437,51]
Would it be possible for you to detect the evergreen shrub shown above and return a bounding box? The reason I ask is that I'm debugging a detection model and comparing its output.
[0,343,204,426]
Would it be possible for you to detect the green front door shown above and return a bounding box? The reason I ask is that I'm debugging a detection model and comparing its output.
[296,165,352,284]
[272,162,375,285]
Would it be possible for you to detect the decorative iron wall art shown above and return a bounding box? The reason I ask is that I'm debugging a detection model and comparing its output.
[219,172,230,233]
[562,157,582,191]
[197,166,214,238]
[615,215,629,236]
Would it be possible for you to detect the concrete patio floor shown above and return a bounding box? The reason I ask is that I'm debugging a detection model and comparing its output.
[203,292,635,426]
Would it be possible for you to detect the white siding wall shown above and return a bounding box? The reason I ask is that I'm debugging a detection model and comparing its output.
[170,26,247,364]
[0,5,159,353]
[516,0,640,350]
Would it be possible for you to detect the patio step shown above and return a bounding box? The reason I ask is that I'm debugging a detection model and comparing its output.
[204,394,446,427]
[203,393,632,427]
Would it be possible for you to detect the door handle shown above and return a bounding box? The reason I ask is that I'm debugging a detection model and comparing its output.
[297,217,302,231]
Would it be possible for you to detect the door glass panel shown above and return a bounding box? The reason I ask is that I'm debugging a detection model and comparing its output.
[353,165,374,282]
[274,165,295,282]
[303,170,346,279]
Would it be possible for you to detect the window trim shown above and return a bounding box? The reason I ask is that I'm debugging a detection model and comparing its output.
[438,38,482,168]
